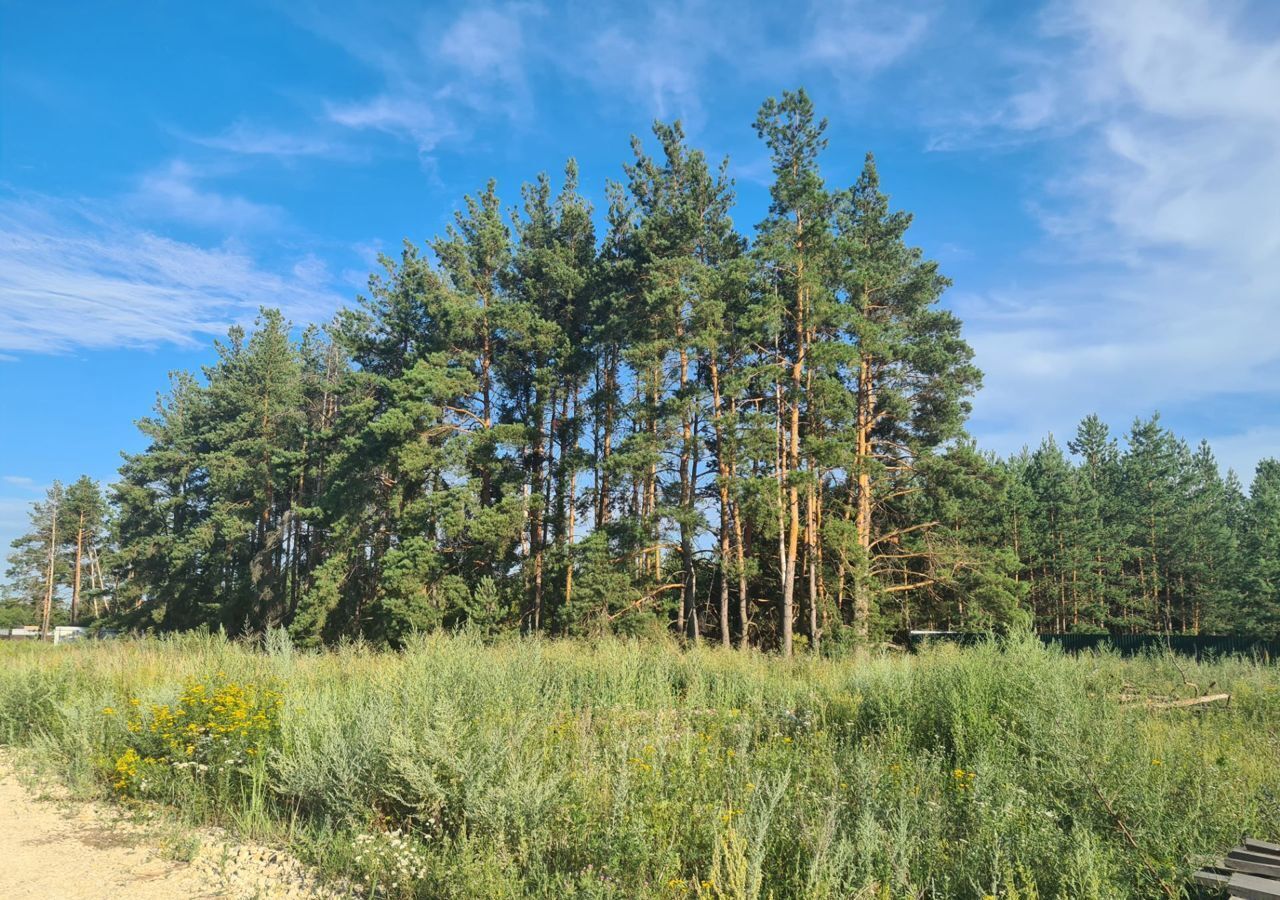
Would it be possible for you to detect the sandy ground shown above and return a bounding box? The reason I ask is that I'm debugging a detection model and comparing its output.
[0,758,338,899]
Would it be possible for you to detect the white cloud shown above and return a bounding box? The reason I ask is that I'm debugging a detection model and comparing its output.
[303,3,540,157]
[584,19,709,121]
[1,476,36,487]
[436,6,531,82]
[0,192,346,354]
[325,94,455,152]
[805,0,932,74]
[948,0,1280,477]
[185,121,341,159]
[303,0,932,152]
[569,0,934,125]
[128,160,283,232]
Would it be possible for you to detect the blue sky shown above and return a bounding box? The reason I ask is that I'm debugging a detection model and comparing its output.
[3,0,1279,555]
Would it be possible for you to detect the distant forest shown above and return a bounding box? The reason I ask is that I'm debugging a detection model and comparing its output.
[5,90,1278,650]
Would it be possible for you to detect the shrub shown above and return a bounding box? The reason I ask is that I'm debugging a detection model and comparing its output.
[106,675,282,798]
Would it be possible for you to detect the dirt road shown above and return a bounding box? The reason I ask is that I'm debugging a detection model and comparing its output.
[0,760,335,899]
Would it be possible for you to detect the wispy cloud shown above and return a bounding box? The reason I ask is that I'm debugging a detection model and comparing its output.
[942,0,1280,473]
[126,160,284,232]
[569,0,937,125]
[436,5,532,83]
[804,0,933,75]
[574,1,736,122]
[0,191,346,354]
[184,121,342,159]
[296,2,541,157]
[324,95,456,152]
[304,0,930,153]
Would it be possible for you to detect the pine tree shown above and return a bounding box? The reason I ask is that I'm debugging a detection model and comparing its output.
[829,153,981,640]
[62,476,107,623]
[753,88,831,655]
[1238,459,1280,637]
[1181,441,1240,634]
[1067,415,1124,630]
[616,121,742,642]
[505,163,596,632]
[5,481,68,633]
[1119,415,1183,633]
[1023,438,1077,631]
[906,443,1025,631]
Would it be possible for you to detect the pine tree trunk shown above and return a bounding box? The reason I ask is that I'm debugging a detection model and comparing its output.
[479,287,494,508]
[853,352,875,640]
[775,376,793,656]
[649,370,661,582]
[730,398,751,650]
[814,478,826,638]
[529,391,546,632]
[709,354,732,648]
[565,388,579,613]
[803,346,819,651]
[42,499,58,638]
[596,352,617,528]
[682,486,699,642]
[678,343,697,642]
[72,511,84,625]
[806,483,819,652]
[89,547,108,615]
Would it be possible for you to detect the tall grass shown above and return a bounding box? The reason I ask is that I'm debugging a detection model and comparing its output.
[1,632,1277,898]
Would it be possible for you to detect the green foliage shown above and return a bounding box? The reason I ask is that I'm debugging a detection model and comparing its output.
[984,415,1278,638]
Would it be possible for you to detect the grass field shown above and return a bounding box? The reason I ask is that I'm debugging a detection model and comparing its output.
[1,633,1277,899]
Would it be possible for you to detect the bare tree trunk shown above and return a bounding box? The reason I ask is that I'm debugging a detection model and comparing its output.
[71,511,84,625]
[479,287,494,507]
[565,388,579,613]
[775,375,792,656]
[42,497,58,638]
[649,370,661,582]
[806,484,819,652]
[528,390,547,632]
[730,398,751,650]
[814,474,827,639]
[677,343,698,642]
[709,354,732,648]
[89,547,109,616]
[597,352,617,528]
[853,352,876,640]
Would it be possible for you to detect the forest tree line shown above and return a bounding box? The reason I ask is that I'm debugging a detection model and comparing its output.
[5,91,1278,648]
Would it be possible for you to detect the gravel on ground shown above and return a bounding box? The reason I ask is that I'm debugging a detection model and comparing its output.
[0,756,340,899]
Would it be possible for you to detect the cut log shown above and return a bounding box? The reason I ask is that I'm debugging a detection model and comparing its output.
[1148,692,1230,710]
[1192,867,1230,890]
[1223,852,1280,879]
[1222,871,1280,900]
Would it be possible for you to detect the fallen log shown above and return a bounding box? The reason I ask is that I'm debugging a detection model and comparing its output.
[1148,692,1230,710]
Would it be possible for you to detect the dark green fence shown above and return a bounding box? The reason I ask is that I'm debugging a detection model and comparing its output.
[906,631,1278,661]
